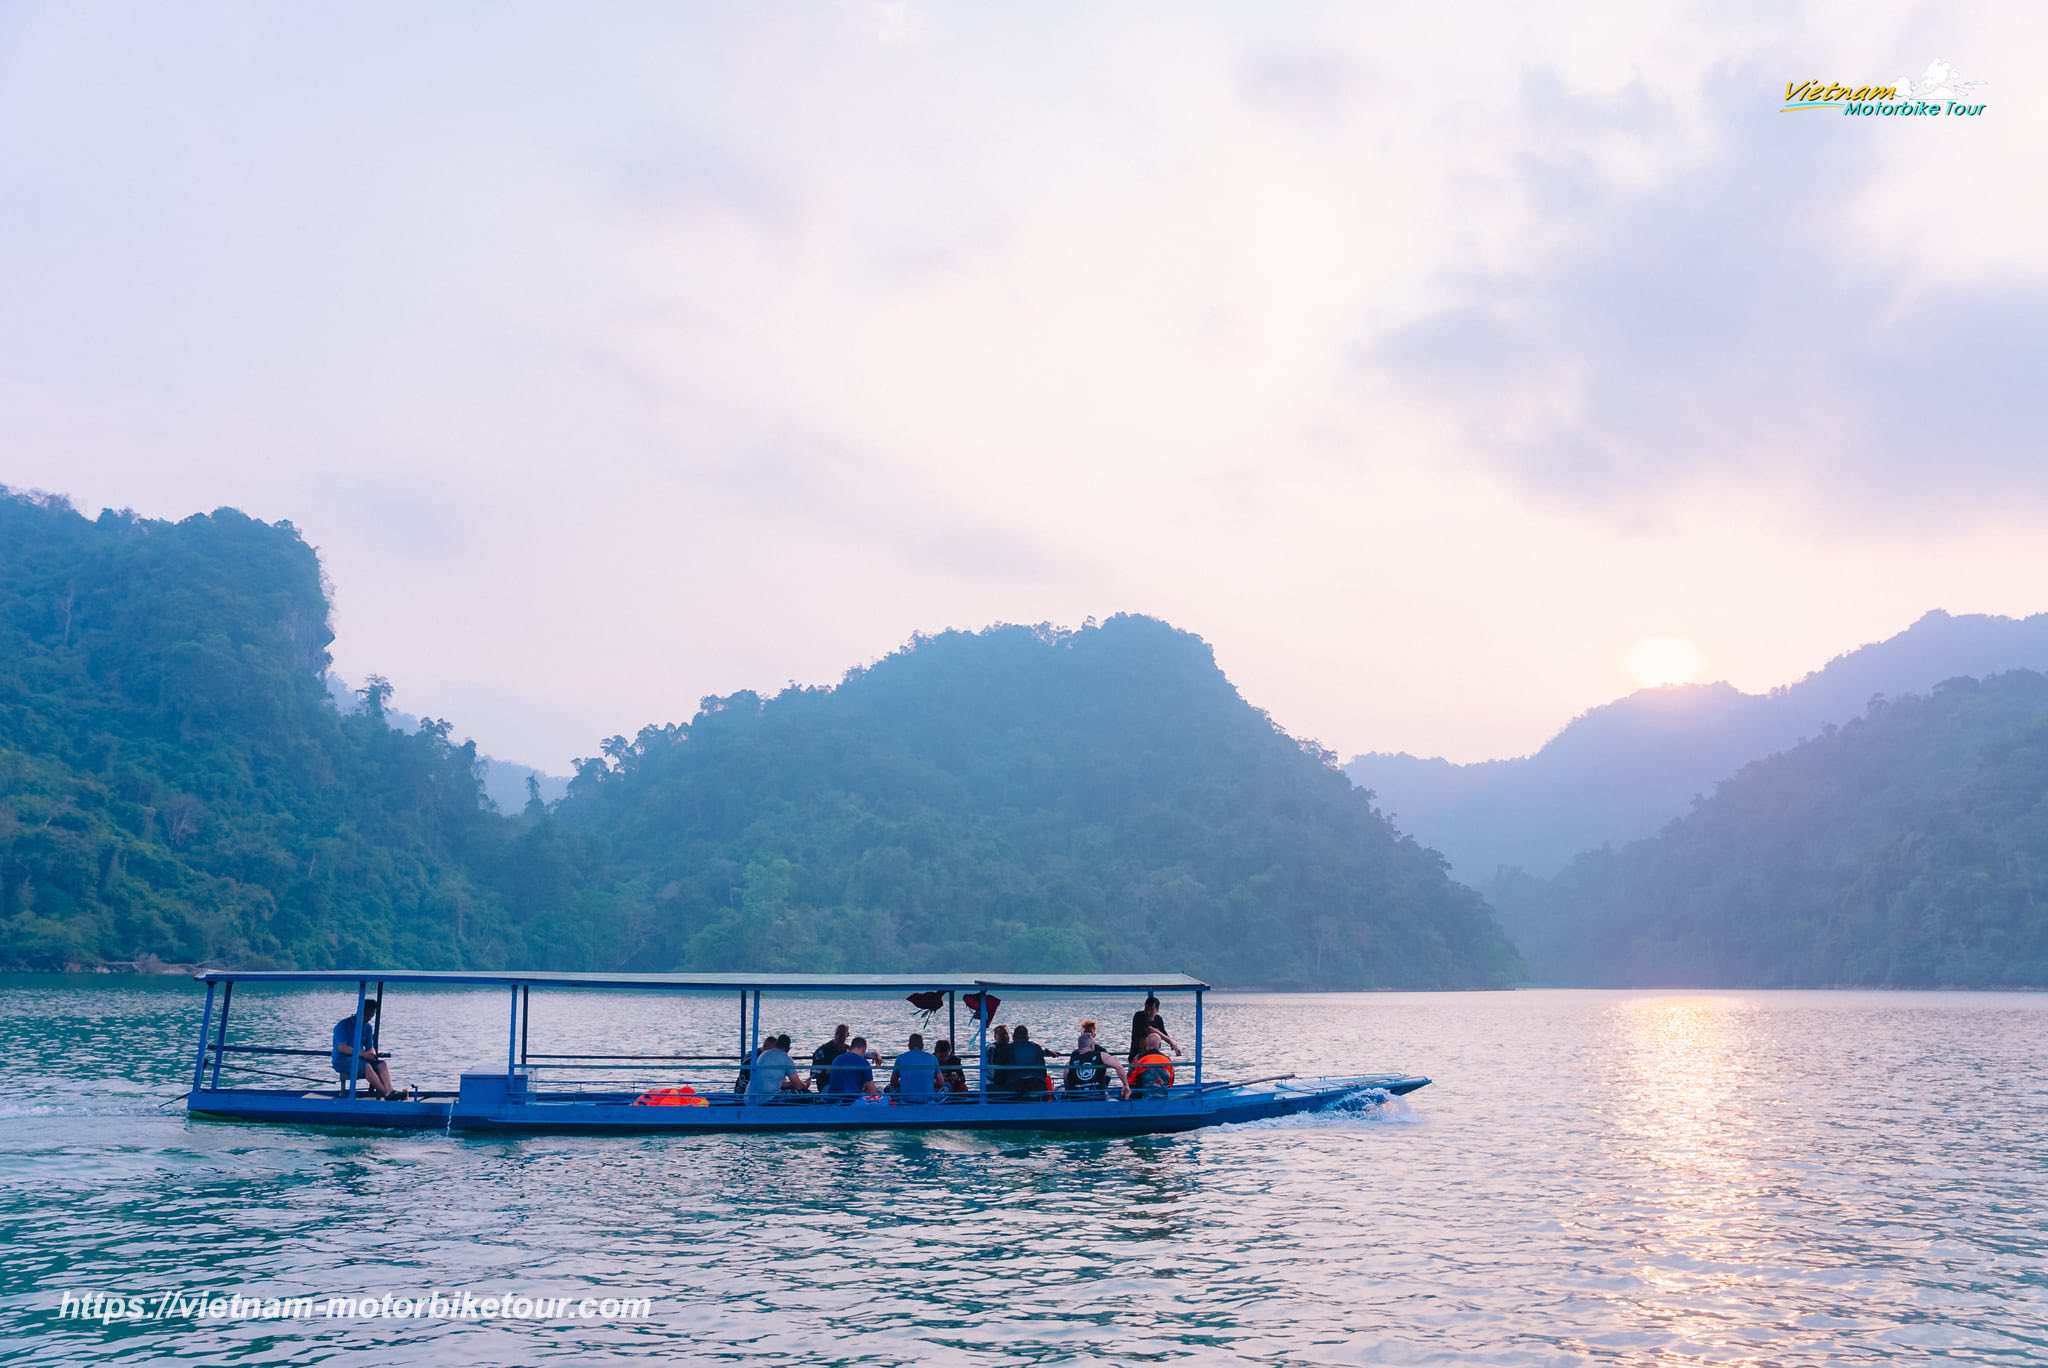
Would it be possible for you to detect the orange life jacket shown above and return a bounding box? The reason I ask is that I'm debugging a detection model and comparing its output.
[634,1085,708,1107]
[1128,1052,1174,1090]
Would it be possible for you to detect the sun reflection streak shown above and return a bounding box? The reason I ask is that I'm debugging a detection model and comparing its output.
[1605,995,1786,1354]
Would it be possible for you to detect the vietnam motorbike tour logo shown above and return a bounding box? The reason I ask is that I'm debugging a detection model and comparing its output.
[1781,60,1987,117]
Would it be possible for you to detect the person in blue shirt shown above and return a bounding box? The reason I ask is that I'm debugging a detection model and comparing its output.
[887,1033,940,1102]
[825,1036,875,1097]
[745,1034,804,1099]
[331,1000,400,1098]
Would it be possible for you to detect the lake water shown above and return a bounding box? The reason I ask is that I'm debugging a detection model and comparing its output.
[1,977,2044,1365]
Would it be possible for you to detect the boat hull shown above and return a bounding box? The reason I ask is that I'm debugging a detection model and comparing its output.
[186,1073,1426,1136]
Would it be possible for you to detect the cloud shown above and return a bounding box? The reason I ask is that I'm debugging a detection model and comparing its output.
[2,3,2044,773]
[608,126,795,230]
[1236,49,1363,130]
[310,475,465,562]
[1363,58,2046,519]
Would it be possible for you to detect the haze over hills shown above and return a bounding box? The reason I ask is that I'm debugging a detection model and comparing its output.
[0,489,1520,988]
[1346,610,2048,881]
[0,492,510,971]
[537,614,1520,988]
[1487,671,2048,987]
[325,673,569,814]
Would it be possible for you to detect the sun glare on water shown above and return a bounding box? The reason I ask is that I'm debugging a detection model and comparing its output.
[1628,636,1703,688]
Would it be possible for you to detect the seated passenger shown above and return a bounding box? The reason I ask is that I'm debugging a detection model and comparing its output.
[888,1032,940,1102]
[1127,1030,1176,1098]
[1062,1020,1129,1100]
[811,1024,851,1091]
[987,1024,1014,1094]
[1006,1025,1049,1099]
[825,1036,875,1097]
[776,1035,810,1091]
[746,1033,801,1099]
[331,999,401,1099]
[934,1040,969,1094]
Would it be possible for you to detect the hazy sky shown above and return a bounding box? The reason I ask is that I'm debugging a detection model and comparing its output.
[4,4,2043,771]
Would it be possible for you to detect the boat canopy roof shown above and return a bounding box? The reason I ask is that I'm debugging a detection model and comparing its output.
[194,969,1209,993]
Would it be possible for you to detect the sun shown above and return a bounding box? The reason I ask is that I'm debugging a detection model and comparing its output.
[1627,636,1703,689]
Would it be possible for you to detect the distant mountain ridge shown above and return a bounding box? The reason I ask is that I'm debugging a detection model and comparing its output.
[0,488,1519,988]
[1486,670,2048,986]
[539,615,1524,989]
[0,491,514,971]
[325,674,568,813]
[1346,611,2048,880]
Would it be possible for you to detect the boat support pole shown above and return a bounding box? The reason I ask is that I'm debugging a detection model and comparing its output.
[1193,989,1204,1090]
[750,989,761,1062]
[348,979,367,1100]
[976,994,989,1106]
[208,980,233,1089]
[191,980,216,1093]
[505,986,519,1077]
[948,991,956,1049]
[520,985,530,1067]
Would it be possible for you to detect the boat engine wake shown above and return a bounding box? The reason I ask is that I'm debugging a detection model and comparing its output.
[1224,1087,1423,1132]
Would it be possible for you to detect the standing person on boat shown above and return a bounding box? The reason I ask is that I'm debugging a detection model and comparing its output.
[1127,996,1180,1064]
[810,1024,850,1091]
[825,1036,875,1097]
[888,1033,940,1101]
[747,1034,801,1099]
[1062,1021,1129,1100]
[1127,1030,1176,1098]
[330,1000,400,1099]
[1006,1025,1050,1099]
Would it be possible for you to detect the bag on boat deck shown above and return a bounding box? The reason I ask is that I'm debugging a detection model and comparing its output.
[635,1085,708,1107]
[1127,1052,1174,1095]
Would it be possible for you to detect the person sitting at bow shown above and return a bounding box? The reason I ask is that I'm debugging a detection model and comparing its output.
[331,999,402,1100]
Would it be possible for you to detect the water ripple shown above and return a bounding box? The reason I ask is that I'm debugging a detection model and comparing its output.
[2,979,2046,1364]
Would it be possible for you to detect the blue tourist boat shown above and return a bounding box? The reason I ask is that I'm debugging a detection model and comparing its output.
[183,969,1429,1135]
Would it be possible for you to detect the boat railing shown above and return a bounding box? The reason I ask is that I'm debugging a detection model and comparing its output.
[218,1044,392,1059]
[186,968,1212,1102]
[198,1040,1201,1104]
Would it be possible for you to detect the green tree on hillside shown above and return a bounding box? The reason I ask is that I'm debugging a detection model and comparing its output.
[1488,673,2048,986]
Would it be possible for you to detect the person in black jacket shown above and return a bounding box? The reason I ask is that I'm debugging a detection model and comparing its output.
[987,1024,1014,1094]
[810,1024,850,1091]
[1062,1020,1129,1099]
[1127,996,1180,1063]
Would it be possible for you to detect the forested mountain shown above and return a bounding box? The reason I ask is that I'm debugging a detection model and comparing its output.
[326,673,568,814]
[0,491,512,970]
[1347,611,2048,880]
[1487,672,2048,986]
[533,615,1521,988]
[0,489,1520,988]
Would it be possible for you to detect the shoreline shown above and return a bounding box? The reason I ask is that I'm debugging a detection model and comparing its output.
[1,969,2043,995]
